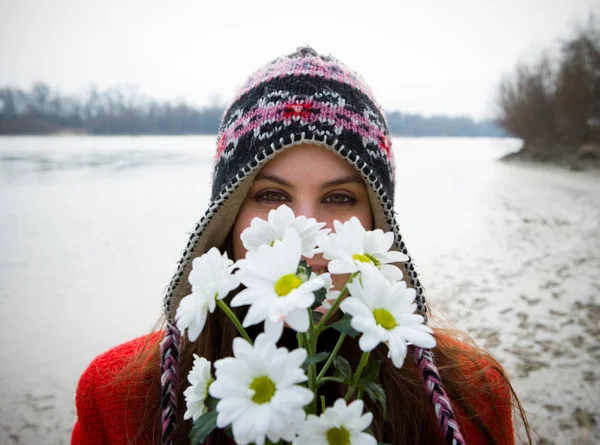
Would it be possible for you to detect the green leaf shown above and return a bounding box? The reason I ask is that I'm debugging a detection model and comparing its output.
[330,315,360,338]
[361,380,387,417]
[204,395,218,411]
[311,287,328,309]
[311,310,323,324]
[223,423,234,440]
[360,360,381,383]
[333,356,351,383]
[302,351,331,371]
[189,410,218,444]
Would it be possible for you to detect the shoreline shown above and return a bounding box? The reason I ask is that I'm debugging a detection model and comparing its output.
[500,147,600,172]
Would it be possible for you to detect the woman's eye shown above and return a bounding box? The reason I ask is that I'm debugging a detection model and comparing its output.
[256,191,288,202]
[324,194,355,204]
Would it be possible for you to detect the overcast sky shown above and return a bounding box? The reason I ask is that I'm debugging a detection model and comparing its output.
[0,0,598,119]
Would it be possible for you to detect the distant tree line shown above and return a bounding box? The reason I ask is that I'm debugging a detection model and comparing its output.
[0,83,505,137]
[386,112,505,137]
[497,15,600,158]
[0,84,222,135]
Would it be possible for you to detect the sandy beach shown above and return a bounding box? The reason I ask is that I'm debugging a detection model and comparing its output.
[0,136,598,444]
[418,162,600,444]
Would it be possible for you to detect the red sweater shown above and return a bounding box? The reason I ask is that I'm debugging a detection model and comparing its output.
[72,334,514,445]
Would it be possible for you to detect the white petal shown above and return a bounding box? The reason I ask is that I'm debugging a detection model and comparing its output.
[285,308,310,333]
[316,233,335,256]
[379,264,403,282]
[231,336,254,357]
[235,267,268,288]
[340,298,372,318]
[282,348,309,372]
[352,431,377,445]
[353,412,374,433]
[215,396,252,427]
[358,330,383,351]
[218,274,241,299]
[345,399,365,421]
[270,204,295,236]
[328,259,356,275]
[376,249,409,264]
[241,218,277,251]
[280,229,303,272]
[387,333,408,368]
[395,314,425,326]
[242,297,272,327]
[230,287,267,307]
[346,279,365,302]
[350,315,377,333]
[363,229,393,254]
[395,326,437,348]
[264,318,284,343]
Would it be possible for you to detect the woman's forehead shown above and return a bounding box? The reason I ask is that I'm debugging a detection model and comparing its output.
[257,143,364,180]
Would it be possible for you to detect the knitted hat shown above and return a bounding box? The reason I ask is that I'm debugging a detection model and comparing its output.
[160,47,465,445]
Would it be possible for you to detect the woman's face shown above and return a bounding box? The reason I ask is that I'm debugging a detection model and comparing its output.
[232,143,373,289]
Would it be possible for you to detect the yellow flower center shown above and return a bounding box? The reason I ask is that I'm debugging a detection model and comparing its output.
[326,426,351,445]
[249,376,276,404]
[274,274,302,296]
[373,308,397,330]
[352,253,380,266]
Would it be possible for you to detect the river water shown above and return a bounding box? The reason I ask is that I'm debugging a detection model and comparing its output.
[0,136,598,444]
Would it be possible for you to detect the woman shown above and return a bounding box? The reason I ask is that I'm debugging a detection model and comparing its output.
[72,47,532,445]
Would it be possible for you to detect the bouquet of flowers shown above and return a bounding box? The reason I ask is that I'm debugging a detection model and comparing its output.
[175,205,436,445]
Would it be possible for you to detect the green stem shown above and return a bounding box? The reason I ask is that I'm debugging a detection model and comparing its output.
[297,332,304,349]
[315,282,349,332]
[308,306,316,331]
[316,333,346,382]
[304,331,318,415]
[345,352,370,401]
[319,376,346,385]
[217,300,252,344]
[320,395,326,413]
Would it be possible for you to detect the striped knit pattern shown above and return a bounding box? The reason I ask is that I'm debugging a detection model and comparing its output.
[212,47,395,205]
[215,96,393,165]
[234,50,379,107]
[160,322,181,445]
[414,346,466,445]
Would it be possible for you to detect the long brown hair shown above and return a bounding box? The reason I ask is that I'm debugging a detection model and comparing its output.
[118,277,534,445]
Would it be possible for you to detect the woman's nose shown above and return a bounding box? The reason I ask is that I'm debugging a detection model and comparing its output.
[292,201,337,230]
[292,201,318,220]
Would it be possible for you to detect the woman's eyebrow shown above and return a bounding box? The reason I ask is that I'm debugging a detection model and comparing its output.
[254,173,293,188]
[321,175,365,188]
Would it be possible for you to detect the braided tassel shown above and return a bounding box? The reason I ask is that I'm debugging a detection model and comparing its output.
[414,347,466,445]
[160,322,181,445]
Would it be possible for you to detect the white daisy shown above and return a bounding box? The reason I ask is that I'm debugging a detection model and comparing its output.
[340,264,436,368]
[176,247,240,341]
[209,333,313,445]
[293,398,376,445]
[240,204,330,258]
[232,229,326,333]
[317,217,408,282]
[183,354,213,421]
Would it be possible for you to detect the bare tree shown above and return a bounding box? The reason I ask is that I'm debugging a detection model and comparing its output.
[497,14,600,156]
